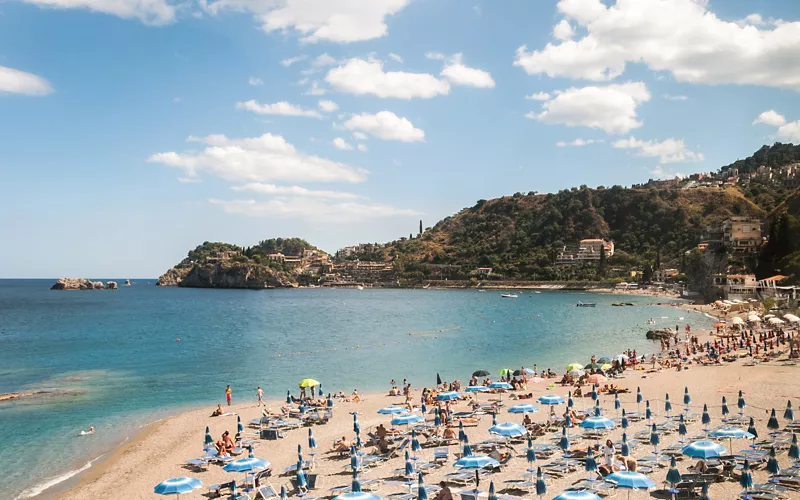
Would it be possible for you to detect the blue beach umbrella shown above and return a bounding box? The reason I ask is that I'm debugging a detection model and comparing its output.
[645,401,652,421]
[785,400,795,421]
[489,422,526,437]
[296,460,307,490]
[154,477,202,496]
[237,416,244,434]
[738,390,746,414]
[568,392,575,409]
[665,393,672,414]
[699,483,710,500]
[666,456,682,489]
[682,440,727,459]
[417,472,427,500]
[678,414,687,439]
[702,404,711,427]
[464,385,488,393]
[391,414,424,426]
[327,394,334,407]
[740,459,753,490]
[404,450,414,476]
[564,413,572,429]
[538,395,565,406]
[488,382,512,390]
[378,406,408,415]
[594,400,602,417]
[614,393,621,412]
[411,429,422,455]
[621,409,629,430]
[590,385,598,401]
[768,409,780,430]
[224,456,270,473]
[621,433,630,457]
[333,470,381,500]
[747,417,758,439]
[721,396,729,419]
[492,412,498,426]
[585,447,597,475]
[458,421,466,443]
[683,387,691,407]
[308,428,317,450]
[488,482,497,500]
[286,390,291,404]
[350,445,360,471]
[580,416,615,430]
[606,471,656,498]
[788,433,799,459]
[767,446,780,476]
[454,454,499,469]
[558,426,570,451]
[636,387,642,405]
[552,492,601,500]
[535,466,546,496]
[280,485,288,500]
[298,443,303,463]
[436,391,461,401]
[355,431,362,450]
[462,437,473,458]
[509,404,539,414]
[526,437,537,464]
[708,427,753,451]
[353,412,360,433]
[434,408,441,427]
[650,423,660,453]
[204,426,213,447]
[421,402,427,415]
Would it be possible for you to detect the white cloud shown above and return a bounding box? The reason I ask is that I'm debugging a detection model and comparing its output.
[352,132,368,140]
[248,76,264,86]
[527,81,650,134]
[388,53,404,63]
[281,55,307,67]
[514,0,800,90]
[333,137,354,150]
[21,0,174,24]
[236,100,322,118]
[326,58,450,99]
[440,53,495,89]
[525,91,551,101]
[663,94,688,101]
[649,165,686,179]
[305,80,326,95]
[209,198,419,223]
[297,77,310,86]
[553,20,574,41]
[177,177,202,183]
[752,109,800,142]
[555,138,603,147]
[425,52,446,61]
[343,111,425,142]
[753,109,786,127]
[300,53,339,74]
[613,136,703,164]
[0,65,53,96]
[318,99,339,112]
[205,0,412,43]
[231,182,358,199]
[357,143,368,152]
[147,133,367,184]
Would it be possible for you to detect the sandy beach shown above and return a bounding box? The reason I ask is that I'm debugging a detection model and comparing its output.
[58,318,800,500]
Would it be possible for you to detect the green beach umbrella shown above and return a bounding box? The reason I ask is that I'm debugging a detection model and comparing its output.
[768,409,780,430]
[789,433,799,459]
[785,400,795,421]
[721,396,729,418]
[621,409,629,429]
[488,481,497,500]
[738,390,746,415]
[767,446,780,477]
[702,404,711,427]
[665,393,672,414]
[740,459,753,491]
[417,472,427,500]
[666,456,682,493]
[566,363,583,371]
[621,432,630,456]
[499,368,513,377]
[535,466,546,496]
[747,417,758,439]
[683,387,691,407]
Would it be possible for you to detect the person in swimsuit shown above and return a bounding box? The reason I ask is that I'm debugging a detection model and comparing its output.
[226,385,232,406]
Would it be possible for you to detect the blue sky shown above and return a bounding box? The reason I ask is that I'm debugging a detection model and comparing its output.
[2,0,800,278]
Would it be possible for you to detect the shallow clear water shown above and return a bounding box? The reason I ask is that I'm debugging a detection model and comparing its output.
[0,280,713,498]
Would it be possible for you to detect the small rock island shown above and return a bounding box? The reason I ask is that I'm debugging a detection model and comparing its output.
[51,278,118,290]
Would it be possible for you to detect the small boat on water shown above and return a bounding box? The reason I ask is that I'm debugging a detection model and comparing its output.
[478,289,487,292]
[501,293,519,299]
[576,301,596,307]
[357,285,364,290]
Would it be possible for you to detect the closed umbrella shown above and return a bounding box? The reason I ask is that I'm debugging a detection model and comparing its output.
[699,483,710,500]
[280,485,288,500]
[559,426,570,452]
[286,390,291,404]
[417,472,427,500]
[526,437,536,464]
[327,394,334,408]
[590,385,598,401]
[154,477,202,496]
[295,460,307,491]
[645,401,652,421]
[665,393,672,414]
[421,402,427,415]
[621,409,629,430]
[458,421,465,443]
[740,459,753,491]
[237,416,244,435]
[308,428,317,450]
[411,429,421,457]
[621,433,630,457]
[650,423,660,453]
[721,396,729,419]
[404,450,414,476]
[702,404,711,432]
[204,426,213,447]
[568,393,575,409]
[683,387,691,409]
[491,412,498,426]
[747,417,758,440]
[350,445,360,471]
[437,373,442,386]
[738,390,746,416]
[487,482,497,500]
[298,443,303,463]
[768,409,780,430]
[678,414,687,441]
[785,400,795,421]
[585,447,597,477]
[636,387,643,410]
[767,446,780,478]
[614,394,621,414]
[535,466,546,497]
[789,433,799,460]
[666,456,681,498]
[353,413,360,433]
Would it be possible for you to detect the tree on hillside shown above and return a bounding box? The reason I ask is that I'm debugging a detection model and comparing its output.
[598,244,607,277]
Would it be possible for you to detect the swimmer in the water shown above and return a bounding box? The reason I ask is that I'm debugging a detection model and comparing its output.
[80,426,95,435]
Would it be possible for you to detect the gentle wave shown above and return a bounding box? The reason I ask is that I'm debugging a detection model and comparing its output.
[15,452,107,499]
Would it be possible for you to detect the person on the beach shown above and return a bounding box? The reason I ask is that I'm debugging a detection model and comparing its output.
[434,482,453,500]
[225,385,232,406]
[257,386,264,406]
[333,436,349,452]
[443,426,456,440]
[351,389,361,403]
[80,426,95,435]
[603,439,615,467]
[211,404,223,417]
[376,424,388,440]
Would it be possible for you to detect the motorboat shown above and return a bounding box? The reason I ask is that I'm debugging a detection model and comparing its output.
[501,293,518,298]
[576,301,596,307]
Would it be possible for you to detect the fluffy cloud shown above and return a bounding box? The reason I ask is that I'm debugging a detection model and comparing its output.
[236,100,322,118]
[205,0,411,43]
[514,0,800,90]
[326,58,450,99]
[343,111,425,142]
[357,144,368,152]
[318,99,339,112]
[0,66,53,95]
[352,132,368,140]
[440,54,495,88]
[527,81,650,134]
[147,133,367,183]
[425,52,446,61]
[612,136,703,164]
[281,55,307,67]
[556,138,603,147]
[525,91,551,101]
[332,137,354,150]
[21,0,175,24]
[753,110,800,142]
[663,94,688,101]
[248,76,263,86]
[553,20,574,41]
[231,182,359,199]
[208,198,419,223]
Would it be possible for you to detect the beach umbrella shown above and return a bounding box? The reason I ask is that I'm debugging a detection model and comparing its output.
[527,437,536,464]
[565,413,573,429]
[224,456,270,473]
[350,445,359,471]
[789,433,799,459]
[650,423,660,453]
[488,382,513,390]
[488,482,497,500]
[636,387,642,405]
[585,447,597,476]
[683,387,691,407]
[580,416,615,430]
[606,471,656,499]
[286,390,291,404]
[614,394,621,412]
[332,470,381,500]
[585,363,602,370]
[682,440,727,459]
[740,459,754,491]
[509,404,539,414]
[489,422,526,437]
[434,408,442,427]
[721,396,729,418]
[154,477,202,496]
[355,430,362,449]
[498,368,513,377]
[535,466,546,496]
[417,472,427,500]
[678,414,687,439]
[204,426,213,447]
[768,409,780,430]
[621,433,630,457]
[378,406,408,415]
[492,412,498,426]
[280,485,288,500]
[462,436,473,457]
[598,356,612,364]
[298,443,303,463]
[404,450,414,476]
[568,392,575,409]
[436,391,461,401]
[552,493,601,500]
[699,483,710,500]
[594,400,602,417]
[454,454,499,469]
[738,390,746,415]
[353,413,360,433]
[665,393,672,414]
[590,385,598,402]
[538,395,565,406]
[767,446,780,477]
[587,374,606,385]
[621,409,629,430]
[645,401,652,421]
[559,426,570,451]
[411,429,422,455]
[473,370,490,377]
[437,373,442,386]
[748,417,758,439]
[702,404,711,428]
[666,456,682,494]
[785,400,795,421]
[237,416,244,434]
[391,414,424,427]
[708,427,754,451]
[295,460,307,490]
[458,421,466,443]
[464,386,488,393]
[327,394,334,407]
[566,363,584,371]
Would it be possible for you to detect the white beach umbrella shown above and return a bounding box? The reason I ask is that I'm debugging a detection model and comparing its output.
[765,314,776,318]
[748,314,761,323]
[783,314,800,323]
[768,317,785,325]
[731,317,745,326]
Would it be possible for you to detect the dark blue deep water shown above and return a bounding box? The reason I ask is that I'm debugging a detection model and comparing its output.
[0,280,714,498]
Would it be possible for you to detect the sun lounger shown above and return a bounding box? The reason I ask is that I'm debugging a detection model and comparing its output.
[208,481,235,498]
[434,447,449,464]
[459,489,481,500]
[256,484,279,500]
[445,472,475,486]
[186,458,209,470]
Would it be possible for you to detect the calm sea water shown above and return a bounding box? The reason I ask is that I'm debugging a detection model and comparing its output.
[0,280,714,498]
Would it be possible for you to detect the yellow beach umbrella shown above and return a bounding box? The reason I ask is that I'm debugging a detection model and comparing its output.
[566,363,584,371]
[299,378,320,388]
[601,364,612,371]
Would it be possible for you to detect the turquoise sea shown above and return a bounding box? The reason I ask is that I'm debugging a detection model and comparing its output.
[0,280,715,498]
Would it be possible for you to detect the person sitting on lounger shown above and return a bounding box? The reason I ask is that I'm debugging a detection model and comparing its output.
[351,390,362,403]
[376,424,389,440]
[222,431,235,452]
[434,482,453,500]
[523,414,533,426]
[443,426,457,440]
[333,436,350,452]
[688,460,708,473]
[211,404,223,417]
[371,437,391,455]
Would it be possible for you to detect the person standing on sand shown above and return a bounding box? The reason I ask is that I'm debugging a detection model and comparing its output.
[226,385,232,406]
[257,386,264,406]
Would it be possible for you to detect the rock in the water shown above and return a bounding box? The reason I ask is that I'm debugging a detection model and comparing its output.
[51,278,93,290]
[646,328,676,340]
[106,281,118,289]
